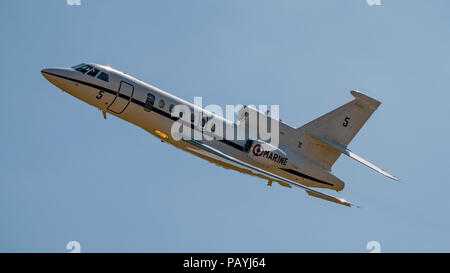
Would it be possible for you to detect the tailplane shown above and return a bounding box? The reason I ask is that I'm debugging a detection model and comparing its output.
[292,91,397,180]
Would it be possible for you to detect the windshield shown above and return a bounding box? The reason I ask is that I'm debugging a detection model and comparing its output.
[71,63,86,69]
[72,63,97,74]
[72,63,109,82]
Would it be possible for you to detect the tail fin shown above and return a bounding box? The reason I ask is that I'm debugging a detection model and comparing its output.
[294,90,381,170]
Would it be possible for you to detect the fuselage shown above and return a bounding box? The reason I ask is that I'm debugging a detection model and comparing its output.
[41,63,345,191]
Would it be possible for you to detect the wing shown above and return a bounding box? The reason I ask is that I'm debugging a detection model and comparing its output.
[183,138,358,208]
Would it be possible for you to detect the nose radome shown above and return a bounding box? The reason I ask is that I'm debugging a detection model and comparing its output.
[41,68,57,83]
[41,67,78,83]
[41,68,61,85]
[41,68,51,79]
[41,68,67,78]
[41,67,78,92]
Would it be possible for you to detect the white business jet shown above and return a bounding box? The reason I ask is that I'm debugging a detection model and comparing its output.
[41,63,399,207]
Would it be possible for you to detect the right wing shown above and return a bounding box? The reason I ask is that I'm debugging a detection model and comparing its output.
[183,138,358,208]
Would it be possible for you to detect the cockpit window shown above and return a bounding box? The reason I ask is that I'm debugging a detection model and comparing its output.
[71,63,86,69]
[73,64,97,75]
[97,72,109,82]
[73,64,94,74]
[72,63,109,82]
[75,64,93,74]
[87,68,100,77]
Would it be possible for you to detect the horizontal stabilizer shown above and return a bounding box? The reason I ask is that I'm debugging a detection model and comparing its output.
[291,90,383,170]
[312,134,400,182]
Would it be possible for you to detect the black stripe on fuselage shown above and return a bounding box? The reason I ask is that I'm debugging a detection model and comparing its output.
[219,139,244,151]
[279,168,334,186]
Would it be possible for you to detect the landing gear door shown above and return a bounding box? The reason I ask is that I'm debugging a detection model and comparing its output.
[107,81,134,114]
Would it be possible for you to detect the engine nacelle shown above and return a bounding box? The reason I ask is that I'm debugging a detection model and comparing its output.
[244,139,289,167]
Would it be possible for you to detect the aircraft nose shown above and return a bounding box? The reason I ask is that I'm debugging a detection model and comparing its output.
[41,67,78,83]
[41,68,65,79]
[41,67,77,91]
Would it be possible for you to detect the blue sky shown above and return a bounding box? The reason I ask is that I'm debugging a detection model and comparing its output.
[1,0,450,252]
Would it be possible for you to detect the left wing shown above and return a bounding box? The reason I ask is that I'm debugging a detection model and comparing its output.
[183,138,358,208]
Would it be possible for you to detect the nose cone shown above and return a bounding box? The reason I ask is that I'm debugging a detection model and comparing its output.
[41,67,77,91]
[41,68,66,81]
[41,68,51,75]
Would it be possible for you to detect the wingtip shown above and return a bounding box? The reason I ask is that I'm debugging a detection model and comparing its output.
[393,176,403,183]
[344,199,360,208]
[385,172,402,183]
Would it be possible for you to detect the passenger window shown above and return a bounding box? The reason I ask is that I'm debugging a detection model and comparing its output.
[243,139,253,152]
[87,68,100,77]
[201,117,207,127]
[97,72,109,82]
[158,99,165,108]
[211,124,216,132]
[144,93,155,112]
[190,113,195,123]
[169,104,174,113]
[179,112,184,118]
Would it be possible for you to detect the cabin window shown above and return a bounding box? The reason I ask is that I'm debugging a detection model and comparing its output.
[144,93,155,112]
[97,72,109,82]
[158,99,165,108]
[211,124,216,132]
[169,104,174,113]
[201,117,207,127]
[243,139,253,152]
[179,111,183,118]
[190,113,195,122]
